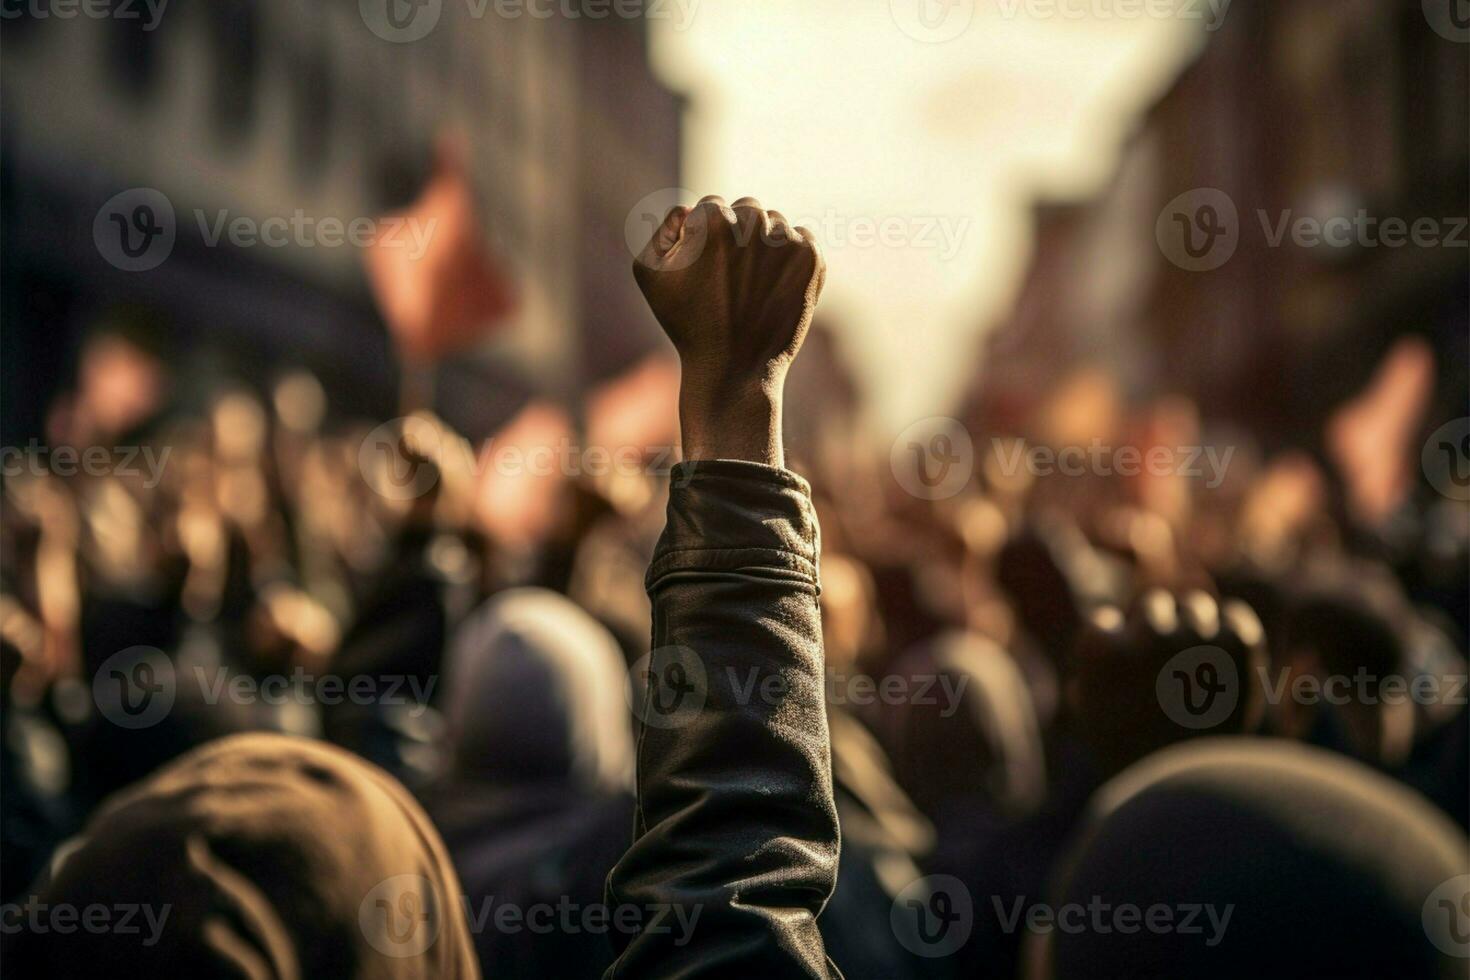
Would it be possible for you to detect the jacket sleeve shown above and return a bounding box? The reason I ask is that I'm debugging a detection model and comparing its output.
[604,460,841,979]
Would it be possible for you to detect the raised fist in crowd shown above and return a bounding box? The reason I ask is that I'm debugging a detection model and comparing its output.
[1067,589,1269,776]
[633,195,826,466]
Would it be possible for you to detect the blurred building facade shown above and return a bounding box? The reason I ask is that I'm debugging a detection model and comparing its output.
[0,0,680,442]
[977,0,1468,448]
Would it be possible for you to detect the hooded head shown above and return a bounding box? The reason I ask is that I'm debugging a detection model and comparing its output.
[5,733,479,979]
[880,631,1047,823]
[1038,738,1469,979]
[441,588,634,794]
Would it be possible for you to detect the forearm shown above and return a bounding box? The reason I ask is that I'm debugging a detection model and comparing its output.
[605,460,839,979]
[677,378,785,468]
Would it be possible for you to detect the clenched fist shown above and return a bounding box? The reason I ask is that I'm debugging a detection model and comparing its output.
[633,195,826,466]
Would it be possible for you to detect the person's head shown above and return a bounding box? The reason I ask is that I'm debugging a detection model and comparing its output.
[441,588,633,794]
[879,631,1047,822]
[1035,738,1469,979]
[72,307,172,441]
[4,733,479,979]
[1280,559,1419,764]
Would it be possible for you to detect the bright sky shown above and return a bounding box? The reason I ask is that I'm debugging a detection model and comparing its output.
[650,0,1207,434]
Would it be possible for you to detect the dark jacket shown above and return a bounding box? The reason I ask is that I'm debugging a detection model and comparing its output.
[605,460,842,979]
[425,587,638,977]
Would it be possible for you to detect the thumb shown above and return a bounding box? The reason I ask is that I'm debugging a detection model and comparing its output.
[635,205,691,270]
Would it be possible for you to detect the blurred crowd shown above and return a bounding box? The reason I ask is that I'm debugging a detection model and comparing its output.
[1,303,1467,978]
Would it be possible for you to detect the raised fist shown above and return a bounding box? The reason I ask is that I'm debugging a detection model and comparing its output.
[633,195,825,465]
[1066,589,1268,776]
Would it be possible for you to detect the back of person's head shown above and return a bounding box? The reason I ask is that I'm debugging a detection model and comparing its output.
[4,733,479,979]
[441,588,633,793]
[1280,558,1421,763]
[880,631,1046,822]
[1036,738,1469,979]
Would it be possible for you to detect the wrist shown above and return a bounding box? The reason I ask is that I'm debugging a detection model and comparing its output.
[678,376,785,467]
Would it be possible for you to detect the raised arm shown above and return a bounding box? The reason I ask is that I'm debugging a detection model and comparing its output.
[604,195,839,978]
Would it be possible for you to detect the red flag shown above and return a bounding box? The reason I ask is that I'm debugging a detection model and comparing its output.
[364,139,516,363]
